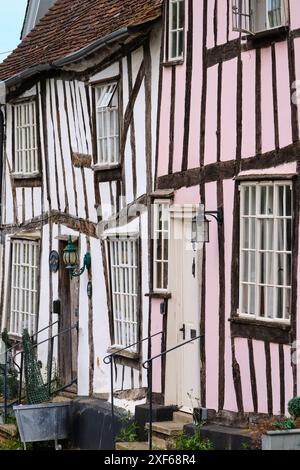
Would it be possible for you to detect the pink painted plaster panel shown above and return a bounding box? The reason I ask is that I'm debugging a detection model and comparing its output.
[261,47,275,153]
[204,182,219,410]
[172,64,186,173]
[270,343,281,416]
[235,338,253,413]
[253,340,268,414]
[217,0,228,46]
[151,299,164,394]
[289,0,300,30]
[221,59,237,161]
[242,50,256,159]
[187,0,203,169]
[284,345,294,415]
[223,179,238,412]
[157,69,172,177]
[275,42,293,148]
[204,65,218,165]
[206,0,216,49]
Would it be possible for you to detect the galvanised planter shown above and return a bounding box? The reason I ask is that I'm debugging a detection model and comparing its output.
[14,402,71,450]
[262,429,300,450]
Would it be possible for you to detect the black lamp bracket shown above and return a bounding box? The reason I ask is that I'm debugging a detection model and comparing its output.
[205,207,223,225]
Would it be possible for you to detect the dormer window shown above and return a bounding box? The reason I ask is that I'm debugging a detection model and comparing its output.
[232,0,289,35]
[95,83,119,167]
[13,100,39,176]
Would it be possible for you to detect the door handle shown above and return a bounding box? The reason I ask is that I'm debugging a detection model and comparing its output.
[179,324,186,341]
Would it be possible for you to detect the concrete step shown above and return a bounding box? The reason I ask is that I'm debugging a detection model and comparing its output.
[146,421,184,437]
[173,411,193,425]
[116,442,149,451]
[0,424,18,439]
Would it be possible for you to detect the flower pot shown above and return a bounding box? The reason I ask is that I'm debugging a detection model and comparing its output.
[262,429,300,450]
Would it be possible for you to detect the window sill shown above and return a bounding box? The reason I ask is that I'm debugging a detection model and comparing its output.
[230,316,291,345]
[247,26,289,47]
[145,291,172,300]
[93,164,122,183]
[12,174,42,187]
[107,346,140,361]
[162,59,184,67]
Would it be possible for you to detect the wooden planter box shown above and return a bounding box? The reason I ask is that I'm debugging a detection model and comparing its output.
[262,429,300,450]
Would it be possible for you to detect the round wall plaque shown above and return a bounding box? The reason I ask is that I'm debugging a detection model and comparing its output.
[49,250,60,273]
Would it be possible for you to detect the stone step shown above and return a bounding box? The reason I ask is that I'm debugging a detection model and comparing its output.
[0,424,18,440]
[152,434,169,450]
[116,442,149,451]
[58,390,77,400]
[173,411,193,425]
[145,421,184,437]
[52,396,72,403]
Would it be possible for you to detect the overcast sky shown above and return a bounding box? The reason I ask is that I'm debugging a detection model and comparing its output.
[0,1,27,63]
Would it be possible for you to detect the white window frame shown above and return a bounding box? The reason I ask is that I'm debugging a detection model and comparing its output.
[239,181,293,324]
[9,239,39,337]
[232,0,289,34]
[108,237,139,352]
[13,99,39,176]
[153,201,170,293]
[95,82,120,167]
[168,0,184,61]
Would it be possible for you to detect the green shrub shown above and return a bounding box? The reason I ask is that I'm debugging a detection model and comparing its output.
[116,411,138,443]
[273,419,295,430]
[175,429,214,451]
[288,397,300,419]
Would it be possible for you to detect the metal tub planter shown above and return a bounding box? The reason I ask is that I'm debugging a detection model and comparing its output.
[13,402,71,450]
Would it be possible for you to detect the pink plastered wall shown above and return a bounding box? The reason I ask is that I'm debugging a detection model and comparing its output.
[221,59,237,161]
[151,299,164,394]
[242,50,256,159]
[187,0,203,169]
[261,48,275,153]
[204,182,220,410]
[275,42,293,148]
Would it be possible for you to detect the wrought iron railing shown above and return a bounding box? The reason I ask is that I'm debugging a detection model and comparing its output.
[0,320,79,423]
[103,331,164,450]
[143,334,202,450]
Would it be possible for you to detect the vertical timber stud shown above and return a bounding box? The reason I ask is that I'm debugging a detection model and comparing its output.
[182,0,193,172]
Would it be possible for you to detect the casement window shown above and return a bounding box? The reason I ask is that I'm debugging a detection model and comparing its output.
[168,0,184,61]
[95,83,119,166]
[9,240,39,337]
[153,202,170,292]
[13,100,39,176]
[239,182,292,323]
[108,238,139,352]
[232,0,288,34]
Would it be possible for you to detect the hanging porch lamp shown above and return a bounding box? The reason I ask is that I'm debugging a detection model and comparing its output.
[63,236,91,278]
[192,204,223,249]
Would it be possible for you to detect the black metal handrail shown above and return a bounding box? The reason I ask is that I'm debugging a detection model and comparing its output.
[103,330,164,450]
[143,334,202,450]
[1,321,79,423]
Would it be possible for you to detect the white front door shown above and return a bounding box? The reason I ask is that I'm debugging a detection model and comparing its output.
[165,206,202,412]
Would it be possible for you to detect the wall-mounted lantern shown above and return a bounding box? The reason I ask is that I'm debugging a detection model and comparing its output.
[192,204,223,249]
[63,236,91,278]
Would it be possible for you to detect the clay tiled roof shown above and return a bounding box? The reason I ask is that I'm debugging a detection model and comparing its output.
[0,0,162,82]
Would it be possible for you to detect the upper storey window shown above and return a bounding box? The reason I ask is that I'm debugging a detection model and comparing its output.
[168,0,184,61]
[232,0,289,34]
[95,83,119,166]
[13,100,39,176]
